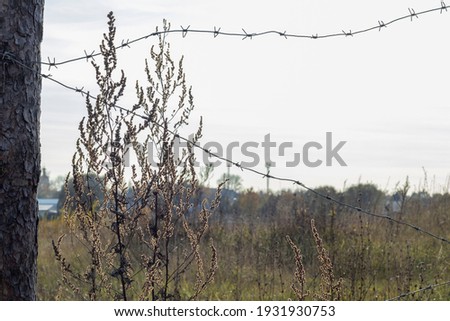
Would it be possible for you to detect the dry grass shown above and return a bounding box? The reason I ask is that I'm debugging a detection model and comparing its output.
[286,235,307,300]
[37,187,450,300]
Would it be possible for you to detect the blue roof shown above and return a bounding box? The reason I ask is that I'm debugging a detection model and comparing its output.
[38,199,59,216]
[38,198,59,205]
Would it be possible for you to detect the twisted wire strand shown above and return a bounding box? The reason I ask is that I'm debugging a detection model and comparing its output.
[3,52,447,245]
[39,3,450,70]
[387,280,450,301]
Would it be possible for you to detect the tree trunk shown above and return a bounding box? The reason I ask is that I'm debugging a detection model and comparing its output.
[0,0,44,300]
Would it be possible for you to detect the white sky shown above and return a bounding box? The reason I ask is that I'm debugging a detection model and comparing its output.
[40,0,450,193]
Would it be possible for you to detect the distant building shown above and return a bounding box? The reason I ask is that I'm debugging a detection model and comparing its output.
[38,198,60,219]
[38,167,50,198]
[384,193,402,215]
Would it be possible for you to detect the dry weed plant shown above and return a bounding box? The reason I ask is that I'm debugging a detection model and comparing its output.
[287,219,342,300]
[52,13,221,300]
[311,219,342,300]
[285,235,307,300]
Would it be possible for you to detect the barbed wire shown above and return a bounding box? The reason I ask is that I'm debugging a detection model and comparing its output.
[387,280,450,300]
[3,51,448,245]
[40,3,450,70]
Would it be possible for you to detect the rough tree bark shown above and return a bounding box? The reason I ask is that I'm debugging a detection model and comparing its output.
[0,0,44,300]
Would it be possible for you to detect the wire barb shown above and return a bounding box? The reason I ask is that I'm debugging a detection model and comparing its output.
[342,29,353,37]
[213,26,221,38]
[181,25,190,38]
[0,51,12,63]
[84,50,96,62]
[408,8,419,21]
[441,1,448,13]
[120,39,130,48]
[46,57,57,71]
[378,20,387,31]
[75,86,85,97]
[279,31,288,39]
[241,28,253,40]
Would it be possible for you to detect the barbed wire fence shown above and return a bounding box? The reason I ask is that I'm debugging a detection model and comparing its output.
[387,280,450,301]
[3,51,449,246]
[38,3,450,70]
[35,61,450,300]
[2,2,449,299]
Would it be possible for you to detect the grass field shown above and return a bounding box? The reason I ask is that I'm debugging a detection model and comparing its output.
[36,184,450,300]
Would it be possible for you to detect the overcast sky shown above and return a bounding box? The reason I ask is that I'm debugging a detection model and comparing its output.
[40,0,450,193]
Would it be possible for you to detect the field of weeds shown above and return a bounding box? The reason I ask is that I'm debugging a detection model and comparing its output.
[37,183,450,300]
